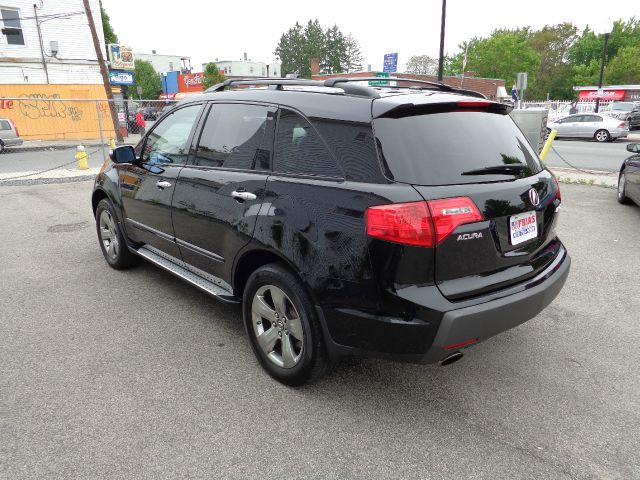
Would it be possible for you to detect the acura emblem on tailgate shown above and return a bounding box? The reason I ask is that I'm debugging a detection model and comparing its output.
[529,188,540,206]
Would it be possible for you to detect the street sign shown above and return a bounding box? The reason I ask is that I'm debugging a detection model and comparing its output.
[369,72,390,86]
[383,53,398,73]
[516,72,528,91]
[109,71,134,85]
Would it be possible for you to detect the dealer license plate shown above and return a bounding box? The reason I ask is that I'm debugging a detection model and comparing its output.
[509,211,538,245]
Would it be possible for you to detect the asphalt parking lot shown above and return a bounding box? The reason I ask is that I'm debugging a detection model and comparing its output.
[1,181,639,479]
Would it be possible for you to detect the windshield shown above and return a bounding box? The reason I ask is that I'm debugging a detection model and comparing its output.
[373,111,543,186]
[608,102,634,111]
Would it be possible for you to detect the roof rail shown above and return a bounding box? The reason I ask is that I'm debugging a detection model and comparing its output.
[205,76,485,99]
[323,77,486,99]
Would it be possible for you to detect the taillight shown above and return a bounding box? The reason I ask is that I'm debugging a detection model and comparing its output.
[365,202,434,247]
[365,197,483,247]
[553,176,562,202]
[428,197,484,244]
[618,122,627,128]
[9,120,19,137]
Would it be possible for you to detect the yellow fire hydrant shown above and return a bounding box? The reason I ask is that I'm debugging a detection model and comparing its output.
[108,138,116,149]
[75,145,89,170]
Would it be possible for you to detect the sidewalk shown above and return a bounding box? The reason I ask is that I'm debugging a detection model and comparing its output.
[14,136,140,152]
[548,166,618,188]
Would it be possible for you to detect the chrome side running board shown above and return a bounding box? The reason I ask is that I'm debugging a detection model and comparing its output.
[135,246,240,304]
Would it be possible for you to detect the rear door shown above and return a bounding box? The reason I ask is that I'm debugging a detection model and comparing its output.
[373,101,562,301]
[557,115,581,136]
[577,114,602,138]
[171,102,276,281]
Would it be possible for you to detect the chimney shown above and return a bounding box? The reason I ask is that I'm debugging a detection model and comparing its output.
[243,52,247,61]
[310,58,320,77]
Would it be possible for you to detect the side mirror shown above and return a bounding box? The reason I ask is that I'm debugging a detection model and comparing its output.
[626,143,640,154]
[110,145,136,164]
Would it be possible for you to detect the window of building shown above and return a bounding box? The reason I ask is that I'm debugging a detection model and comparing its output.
[274,109,342,178]
[194,104,275,170]
[1,8,25,46]
[273,70,278,76]
[249,66,254,74]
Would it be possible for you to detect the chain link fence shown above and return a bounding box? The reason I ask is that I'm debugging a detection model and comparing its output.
[0,97,177,152]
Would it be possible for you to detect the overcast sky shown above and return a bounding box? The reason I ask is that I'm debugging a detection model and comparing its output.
[102,0,637,72]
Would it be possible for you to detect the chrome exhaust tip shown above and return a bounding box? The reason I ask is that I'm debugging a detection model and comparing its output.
[440,351,464,366]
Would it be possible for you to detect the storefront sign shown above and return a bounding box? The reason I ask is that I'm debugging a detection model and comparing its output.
[178,72,204,93]
[578,90,625,101]
[107,44,135,70]
[109,71,134,85]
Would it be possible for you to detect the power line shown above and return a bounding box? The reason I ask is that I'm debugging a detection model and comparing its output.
[0,11,84,23]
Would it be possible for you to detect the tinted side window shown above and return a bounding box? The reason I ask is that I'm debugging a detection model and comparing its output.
[585,115,603,122]
[274,109,341,178]
[0,120,11,130]
[142,104,202,165]
[194,104,275,170]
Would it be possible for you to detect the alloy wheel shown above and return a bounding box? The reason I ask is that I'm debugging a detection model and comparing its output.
[595,130,609,142]
[99,209,119,261]
[251,284,304,369]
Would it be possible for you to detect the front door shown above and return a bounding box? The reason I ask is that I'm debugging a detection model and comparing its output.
[119,103,204,257]
[172,102,276,281]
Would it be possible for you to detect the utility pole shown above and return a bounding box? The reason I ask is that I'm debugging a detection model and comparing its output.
[437,0,447,82]
[595,32,610,114]
[33,4,50,84]
[82,0,122,142]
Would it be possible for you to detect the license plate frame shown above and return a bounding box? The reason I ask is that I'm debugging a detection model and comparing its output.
[509,211,538,246]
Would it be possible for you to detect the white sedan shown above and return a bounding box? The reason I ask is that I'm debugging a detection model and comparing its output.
[547,113,629,143]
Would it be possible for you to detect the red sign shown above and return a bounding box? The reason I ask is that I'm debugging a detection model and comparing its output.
[0,98,14,109]
[178,73,204,93]
[578,90,625,101]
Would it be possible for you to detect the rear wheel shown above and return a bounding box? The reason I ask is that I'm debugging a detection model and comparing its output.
[618,171,632,205]
[594,129,610,143]
[243,263,328,386]
[95,198,139,269]
[0,141,5,154]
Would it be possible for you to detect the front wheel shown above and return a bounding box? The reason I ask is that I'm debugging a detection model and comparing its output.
[243,263,328,386]
[0,141,5,154]
[594,129,611,143]
[618,172,632,205]
[95,198,139,269]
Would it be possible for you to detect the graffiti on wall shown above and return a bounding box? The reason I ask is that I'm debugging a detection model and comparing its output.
[17,94,83,122]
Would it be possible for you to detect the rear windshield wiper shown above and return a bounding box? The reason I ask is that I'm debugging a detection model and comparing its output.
[461,164,529,176]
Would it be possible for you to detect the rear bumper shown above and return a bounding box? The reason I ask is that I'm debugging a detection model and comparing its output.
[1,138,23,147]
[318,247,570,363]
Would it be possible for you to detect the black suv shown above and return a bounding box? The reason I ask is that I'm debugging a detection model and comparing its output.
[92,77,570,385]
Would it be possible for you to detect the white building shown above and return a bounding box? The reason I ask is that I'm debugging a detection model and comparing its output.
[203,59,282,78]
[0,0,104,85]
[135,51,191,74]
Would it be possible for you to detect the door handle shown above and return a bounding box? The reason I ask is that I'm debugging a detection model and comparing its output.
[156,181,172,190]
[231,190,257,201]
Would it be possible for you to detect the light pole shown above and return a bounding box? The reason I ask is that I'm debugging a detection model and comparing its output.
[437,0,446,82]
[594,31,610,113]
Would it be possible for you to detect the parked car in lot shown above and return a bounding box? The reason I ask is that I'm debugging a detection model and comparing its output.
[141,106,159,120]
[0,118,23,153]
[601,101,640,125]
[547,113,629,142]
[618,143,640,206]
[92,77,570,385]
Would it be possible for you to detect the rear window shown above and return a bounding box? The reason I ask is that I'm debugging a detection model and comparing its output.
[0,120,11,131]
[374,111,543,185]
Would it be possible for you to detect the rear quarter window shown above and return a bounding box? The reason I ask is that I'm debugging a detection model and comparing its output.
[0,120,11,130]
[373,111,543,186]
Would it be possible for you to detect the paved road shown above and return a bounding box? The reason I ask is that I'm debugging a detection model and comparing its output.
[544,138,634,172]
[0,130,635,178]
[1,182,640,479]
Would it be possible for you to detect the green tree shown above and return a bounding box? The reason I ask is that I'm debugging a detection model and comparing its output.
[345,34,364,72]
[528,23,578,99]
[406,55,438,75]
[604,45,640,84]
[100,0,118,45]
[129,60,161,99]
[274,20,359,77]
[202,62,225,90]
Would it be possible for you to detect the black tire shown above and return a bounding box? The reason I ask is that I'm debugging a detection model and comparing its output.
[594,129,611,143]
[95,198,139,270]
[243,263,328,386]
[617,171,633,205]
[0,141,5,154]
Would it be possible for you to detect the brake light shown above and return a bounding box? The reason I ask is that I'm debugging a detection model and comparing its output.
[365,201,434,247]
[456,100,491,108]
[553,176,561,202]
[618,122,627,128]
[365,197,483,247]
[428,197,484,244]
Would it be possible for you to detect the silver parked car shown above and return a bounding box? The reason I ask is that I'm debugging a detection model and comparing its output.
[0,118,23,153]
[547,113,629,142]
